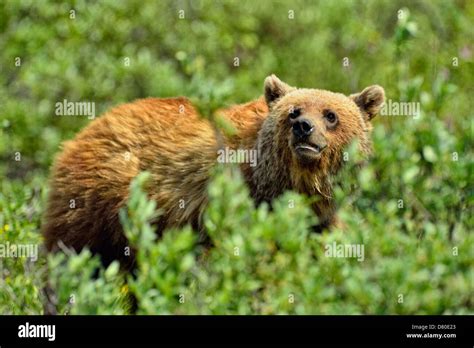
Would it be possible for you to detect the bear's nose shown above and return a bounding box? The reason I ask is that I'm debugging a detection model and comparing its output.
[292,119,314,138]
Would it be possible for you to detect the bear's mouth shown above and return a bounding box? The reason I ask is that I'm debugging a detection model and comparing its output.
[295,144,321,153]
[294,143,326,156]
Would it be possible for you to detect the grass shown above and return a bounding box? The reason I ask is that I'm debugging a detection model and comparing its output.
[0,0,472,314]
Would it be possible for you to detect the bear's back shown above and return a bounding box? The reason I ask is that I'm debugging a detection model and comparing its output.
[42,97,267,268]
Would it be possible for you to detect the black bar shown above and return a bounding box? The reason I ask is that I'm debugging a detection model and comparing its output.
[0,315,472,346]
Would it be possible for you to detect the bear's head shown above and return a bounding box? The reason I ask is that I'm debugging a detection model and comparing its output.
[263,75,384,177]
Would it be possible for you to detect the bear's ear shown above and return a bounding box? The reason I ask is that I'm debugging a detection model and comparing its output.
[264,74,292,107]
[350,85,385,121]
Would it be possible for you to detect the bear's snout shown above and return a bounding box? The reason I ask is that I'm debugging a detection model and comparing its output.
[292,118,314,138]
[292,120,328,161]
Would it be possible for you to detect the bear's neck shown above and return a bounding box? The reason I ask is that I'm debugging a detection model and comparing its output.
[246,114,334,206]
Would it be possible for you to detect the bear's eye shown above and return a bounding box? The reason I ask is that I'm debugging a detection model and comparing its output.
[324,110,338,125]
[289,108,301,119]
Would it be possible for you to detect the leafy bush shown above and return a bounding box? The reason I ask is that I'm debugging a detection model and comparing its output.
[44,163,472,315]
[48,250,125,315]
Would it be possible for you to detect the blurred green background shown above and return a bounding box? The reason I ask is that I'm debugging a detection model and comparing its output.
[0,0,472,314]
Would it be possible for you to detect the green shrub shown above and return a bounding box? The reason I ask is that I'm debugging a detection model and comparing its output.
[40,162,471,315]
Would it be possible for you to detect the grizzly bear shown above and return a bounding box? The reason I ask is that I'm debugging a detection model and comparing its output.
[42,75,384,269]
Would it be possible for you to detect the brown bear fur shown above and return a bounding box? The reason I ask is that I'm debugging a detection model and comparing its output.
[42,75,384,269]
